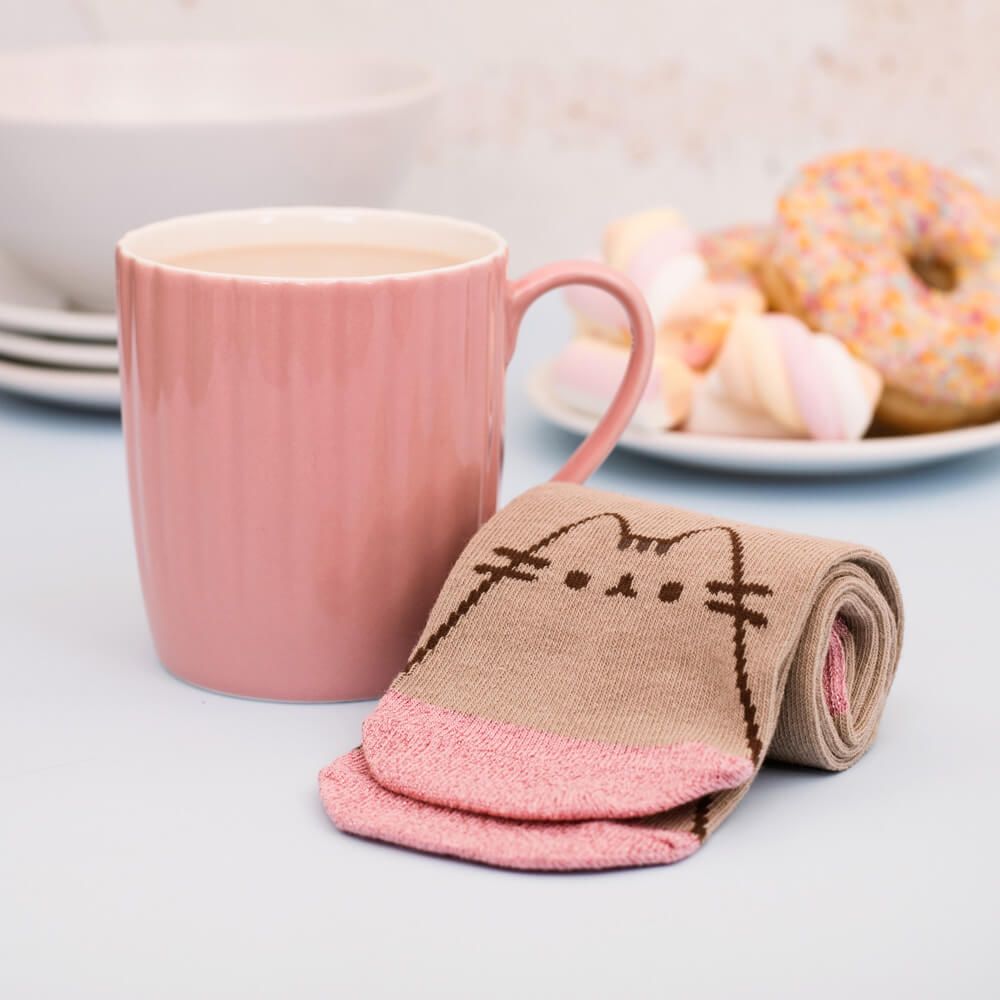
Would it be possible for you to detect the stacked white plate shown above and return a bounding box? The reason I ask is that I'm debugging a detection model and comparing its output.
[0,258,119,411]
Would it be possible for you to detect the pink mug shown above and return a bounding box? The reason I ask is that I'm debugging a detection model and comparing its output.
[116,208,654,701]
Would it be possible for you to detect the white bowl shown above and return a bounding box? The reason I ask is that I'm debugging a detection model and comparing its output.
[0,43,439,311]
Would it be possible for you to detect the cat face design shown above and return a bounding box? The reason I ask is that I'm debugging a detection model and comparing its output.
[469,527,686,607]
[410,511,771,669]
[404,508,773,763]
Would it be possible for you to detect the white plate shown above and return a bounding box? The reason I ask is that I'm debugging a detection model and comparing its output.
[0,253,117,341]
[0,327,118,369]
[0,356,119,411]
[527,362,1000,476]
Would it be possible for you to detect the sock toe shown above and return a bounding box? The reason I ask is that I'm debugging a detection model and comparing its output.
[362,690,754,821]
[319,749,701,872]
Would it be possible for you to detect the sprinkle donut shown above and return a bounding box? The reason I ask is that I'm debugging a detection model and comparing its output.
[699,224,774,292]
[767,150,1000,431]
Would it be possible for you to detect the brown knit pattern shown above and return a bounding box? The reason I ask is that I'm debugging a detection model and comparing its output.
[393,482,903,843]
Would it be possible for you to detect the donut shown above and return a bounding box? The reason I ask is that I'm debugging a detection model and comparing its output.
[767,149,1000,431]
[698,224,774,291]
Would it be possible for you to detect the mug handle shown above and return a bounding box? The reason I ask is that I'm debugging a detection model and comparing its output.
[507,260,655,484]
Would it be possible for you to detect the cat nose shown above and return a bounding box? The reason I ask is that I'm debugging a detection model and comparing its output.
[605,573,638,598]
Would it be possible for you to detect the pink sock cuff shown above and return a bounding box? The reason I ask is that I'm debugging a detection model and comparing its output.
[319,749,701,871]
[823,617,850,717]
[362,689,754,821]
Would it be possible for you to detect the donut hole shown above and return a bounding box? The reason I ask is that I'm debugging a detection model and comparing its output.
[907,252,958,292]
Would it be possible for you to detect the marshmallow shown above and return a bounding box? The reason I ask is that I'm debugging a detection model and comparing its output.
[549,337,695,432]
[564,210,763,370]
[686,371,795,439]
[700,313,883,440]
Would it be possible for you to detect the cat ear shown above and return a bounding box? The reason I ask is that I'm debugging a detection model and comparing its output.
[545,512,632,556]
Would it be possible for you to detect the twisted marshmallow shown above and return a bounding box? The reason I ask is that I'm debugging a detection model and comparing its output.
[689,313,883,441]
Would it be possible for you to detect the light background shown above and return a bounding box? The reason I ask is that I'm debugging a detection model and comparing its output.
[6,0,999,267]
[2,5,997,998]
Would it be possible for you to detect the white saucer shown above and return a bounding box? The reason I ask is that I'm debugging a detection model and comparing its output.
[0,328,118,369]
[0,356,119,411]
[0,254,117,341]
[527,362,1000,476]
[0,298,117,342]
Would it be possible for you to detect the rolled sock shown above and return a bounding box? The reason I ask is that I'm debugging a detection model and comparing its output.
[320,483,903,871]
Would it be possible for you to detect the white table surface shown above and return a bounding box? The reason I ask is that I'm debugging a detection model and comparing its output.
[2,298,997,999]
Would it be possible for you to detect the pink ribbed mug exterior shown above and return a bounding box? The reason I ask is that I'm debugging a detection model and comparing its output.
[117,210,653,701]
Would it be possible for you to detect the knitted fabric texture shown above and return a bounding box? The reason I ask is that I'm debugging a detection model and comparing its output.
[319,482,903,871]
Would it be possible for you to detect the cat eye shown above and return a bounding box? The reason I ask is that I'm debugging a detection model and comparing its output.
[565,571,683,603]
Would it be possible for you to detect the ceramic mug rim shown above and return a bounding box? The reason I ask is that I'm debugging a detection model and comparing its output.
[116,206,509,286]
